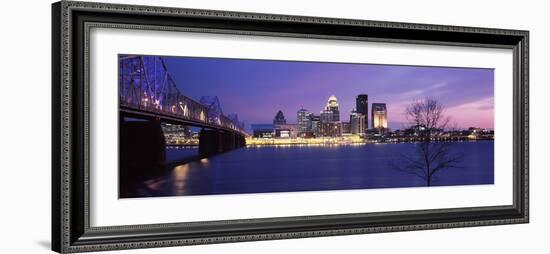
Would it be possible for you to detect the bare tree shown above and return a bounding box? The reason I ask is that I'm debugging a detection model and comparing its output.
[396,98,462,186]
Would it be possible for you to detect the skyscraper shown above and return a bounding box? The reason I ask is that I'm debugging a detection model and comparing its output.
[356,94,368,132]
[319,109,333,123]
[310,115,320,137]
[297,109,312,137]
[325,95,340,122]
[319,122,342,137]
[371,103,388,129]
[318,95,342,137]
[342,122,351,134]
[350,110,366,135]
[273,110,287,125]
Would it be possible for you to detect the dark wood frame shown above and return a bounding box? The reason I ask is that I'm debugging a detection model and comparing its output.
[52,1,529,253]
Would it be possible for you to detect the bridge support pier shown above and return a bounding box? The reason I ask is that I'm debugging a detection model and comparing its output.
[236,134,246,148]
[198,129,222,156]
[199,129,246,157]
[119,116,166,195]
[221,131,236,152]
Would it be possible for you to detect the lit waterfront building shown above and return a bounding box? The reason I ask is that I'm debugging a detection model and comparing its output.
[371,103,388,129]
[251,124,275,138]
[161,123,192,145]
[350,110,366,135]
[275,124,298,138]
[317,95,342,137]
[325,95,340,122]
[162,123,190,136]
[342,121,351,134]
[320,122,342,137]
[356,94,369,133]
[273,110,287,125]
[297,109,313,137]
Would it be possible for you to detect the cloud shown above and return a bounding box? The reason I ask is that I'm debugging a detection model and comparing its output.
[444,97,494,129]
[399,89,424,99]
[446,97,494,112]
[429,82,448,89]
[395,82,449,101]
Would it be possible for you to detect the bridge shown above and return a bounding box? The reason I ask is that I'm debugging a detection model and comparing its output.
[118,55,248,177]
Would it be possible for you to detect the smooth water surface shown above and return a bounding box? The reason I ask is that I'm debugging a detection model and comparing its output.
[124,141,494,198]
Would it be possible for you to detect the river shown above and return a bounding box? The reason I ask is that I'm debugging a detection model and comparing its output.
[122,141,494,198]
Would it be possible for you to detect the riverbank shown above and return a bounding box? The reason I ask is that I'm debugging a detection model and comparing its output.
[245,137,493,147]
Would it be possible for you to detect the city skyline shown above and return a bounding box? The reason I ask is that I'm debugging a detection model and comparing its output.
[164,56,494,130]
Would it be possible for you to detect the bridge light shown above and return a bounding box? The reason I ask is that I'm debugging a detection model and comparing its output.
[200,111,205,121]
[179,104,189,117]
[142,97,149,107]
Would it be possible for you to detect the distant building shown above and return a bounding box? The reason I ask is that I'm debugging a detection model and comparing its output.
[320,122,342,137]
[317,95,342,137]
[325,95,340,122]
[342,121,351,134]
[251,124,274,138]
[356,94,368,133]
[161,123,191,145]
[297,109,313,137]
[371,103,388,129]
[350,110,366,135]
[310,115,321,137]
[273,110,287,125]
[161,123,191,137]
[275,124,298,138]
[320,109,333,123]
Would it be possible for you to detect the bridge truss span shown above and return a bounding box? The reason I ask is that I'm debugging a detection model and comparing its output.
[118,55,248,136]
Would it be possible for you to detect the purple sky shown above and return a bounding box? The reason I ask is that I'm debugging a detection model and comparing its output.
[164,56,494,130]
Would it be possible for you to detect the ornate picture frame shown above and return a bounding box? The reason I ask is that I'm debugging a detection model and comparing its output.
[52,1,529,253]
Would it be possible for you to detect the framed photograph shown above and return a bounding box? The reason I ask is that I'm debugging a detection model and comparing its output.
[52,1,529,253]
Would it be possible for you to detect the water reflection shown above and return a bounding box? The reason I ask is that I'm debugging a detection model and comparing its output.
[123,141,494,198]
[173,164,190,196]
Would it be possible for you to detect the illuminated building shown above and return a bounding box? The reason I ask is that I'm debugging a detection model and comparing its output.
[325,95,340,122]
[317,95,342,137]
[310,115,321,137]
[342,121,351,134]
[275,124,298,138]
[161,123,190,137]
[251,124,274,138]
[161,123,192,145]
[371,103,388,129]
[350,110,366,135]
[273,110,287,125]
[320,109,333,123]
[297,109,313,137]
[356,94,368,132]
[320,122,342,137]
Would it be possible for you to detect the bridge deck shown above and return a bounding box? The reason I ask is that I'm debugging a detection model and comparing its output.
[120,106,247,136]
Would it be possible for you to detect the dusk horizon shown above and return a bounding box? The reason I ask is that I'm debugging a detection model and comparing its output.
[163,55,494,131]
